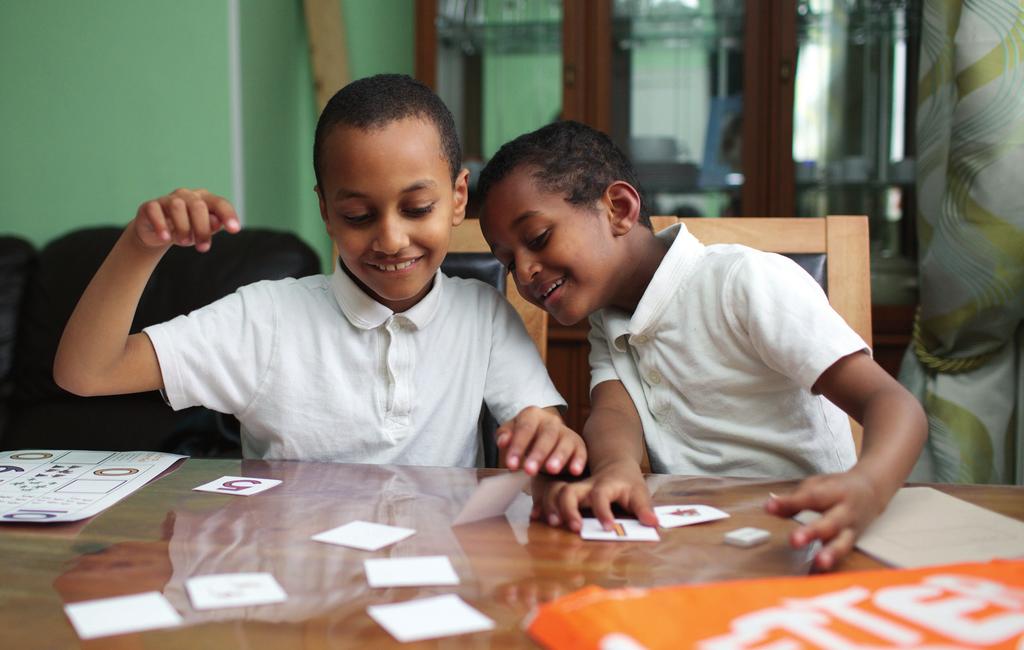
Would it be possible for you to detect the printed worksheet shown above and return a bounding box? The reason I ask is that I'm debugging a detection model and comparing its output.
[0,449,185,523]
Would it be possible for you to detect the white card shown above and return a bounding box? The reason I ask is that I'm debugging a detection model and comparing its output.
[64,591,182,640]
[724,526,771,548]
[452,471,529,525]
[185,572,287,610]
[312,520,416,551]
[579,518,660,542]
[192,476,282,496]
[364,555,460,588]
[654,504,730,528]
[367,594,495,642]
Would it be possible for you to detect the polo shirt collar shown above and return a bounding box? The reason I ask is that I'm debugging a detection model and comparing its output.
[330,260,444,330]
[607,223,704,351]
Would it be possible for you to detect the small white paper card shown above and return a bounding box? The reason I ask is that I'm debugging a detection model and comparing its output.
[580,518,660,542]
[312,520,416,551]
[193,476,282,496]
[185,572,287,610]
[367,594,495,642]
[452,471,529,526]
[364,555,460,588]
[724,526,771,548]
[654,504,730,529]
[64,591,182,640]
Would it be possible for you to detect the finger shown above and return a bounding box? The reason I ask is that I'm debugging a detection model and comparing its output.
[814,527,856,571]
[564,441,587,476]
[768,477,838,517]
[494,424,512,450]
[503,410,541,472]
[791,505,849,548]
[165,195,193,246]
[627,487,658,527]
[542,433,579,475]
[589,486,619,530]
[555,484,585,532]
[141,200,171,242]
[201,192,241,233]
[189,199,212,252]
[522,418,560,476]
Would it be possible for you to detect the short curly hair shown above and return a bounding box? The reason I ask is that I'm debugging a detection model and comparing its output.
[476,121,650,228]
[313,74,462,190]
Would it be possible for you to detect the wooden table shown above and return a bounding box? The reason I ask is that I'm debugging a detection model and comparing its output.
[1,458,1021,648]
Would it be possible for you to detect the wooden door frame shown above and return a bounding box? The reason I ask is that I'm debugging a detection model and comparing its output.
[414,0,437,88]
[743,0,796,217]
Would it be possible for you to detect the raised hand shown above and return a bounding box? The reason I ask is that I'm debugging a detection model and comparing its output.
[133,188,240,252]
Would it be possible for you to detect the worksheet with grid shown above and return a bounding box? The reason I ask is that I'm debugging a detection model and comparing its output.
[0,449,184,523]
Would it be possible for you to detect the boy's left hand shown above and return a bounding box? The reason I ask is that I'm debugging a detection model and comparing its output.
[496,406,587,477]
[765,469,882,571]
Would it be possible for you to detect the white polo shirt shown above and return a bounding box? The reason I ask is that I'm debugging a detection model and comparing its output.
[145,265,564,465]
[588,224,866,478]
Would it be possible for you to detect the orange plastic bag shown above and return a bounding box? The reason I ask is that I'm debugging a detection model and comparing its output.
[528,560,1024,649]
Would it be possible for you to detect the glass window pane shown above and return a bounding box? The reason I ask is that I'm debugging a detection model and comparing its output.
[435,0,563,204]
[611,0,746,218]
[793,0,919,304]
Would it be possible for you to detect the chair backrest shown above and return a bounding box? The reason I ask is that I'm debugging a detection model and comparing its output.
[440,251,508,468]
[654,215,872,450]
[450,219,548,362]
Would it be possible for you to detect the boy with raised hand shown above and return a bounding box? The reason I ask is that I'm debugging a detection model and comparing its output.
[54,74,584,475]
[476,120,926,570]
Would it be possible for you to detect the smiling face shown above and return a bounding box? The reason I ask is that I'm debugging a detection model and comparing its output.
[317,117,468,313]
[480,167,629,326]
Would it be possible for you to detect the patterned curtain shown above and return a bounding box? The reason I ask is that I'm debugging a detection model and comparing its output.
[899,0,1024,484]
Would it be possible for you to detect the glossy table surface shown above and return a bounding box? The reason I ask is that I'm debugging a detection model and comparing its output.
[2,458,1022,649]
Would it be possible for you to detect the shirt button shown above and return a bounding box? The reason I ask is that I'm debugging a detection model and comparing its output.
[633,334,648,345]
[647,369,662,385]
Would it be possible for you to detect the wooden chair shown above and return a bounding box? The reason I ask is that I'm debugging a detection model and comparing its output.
[450,219,549,363]
[653,215,872,451]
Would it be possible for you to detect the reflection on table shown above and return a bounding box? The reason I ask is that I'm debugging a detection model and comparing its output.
[2,458,1021,648]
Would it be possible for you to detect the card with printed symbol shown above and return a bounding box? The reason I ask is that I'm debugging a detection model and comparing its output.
[724,527,771,548]
[367,594,495,642]
[64,591,182,640]
[193,476,282,496]
[654,504,730,529]
[364,555,460,588]
[185,572,287,610]
[452,471,529,526]
[312,520,416,551]
[579,518,660,542]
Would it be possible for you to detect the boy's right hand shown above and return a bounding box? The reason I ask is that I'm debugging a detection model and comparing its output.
[496,406,587,477]
[133,188,241,253]
[531,460,657,532]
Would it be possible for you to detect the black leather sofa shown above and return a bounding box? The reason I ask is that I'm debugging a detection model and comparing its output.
[0,227,321,456]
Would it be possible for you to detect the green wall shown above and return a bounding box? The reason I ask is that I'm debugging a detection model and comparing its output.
[1,0,415,271]
[240,0,323,263]
[0,1,232,246]
[342,0,414,80]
